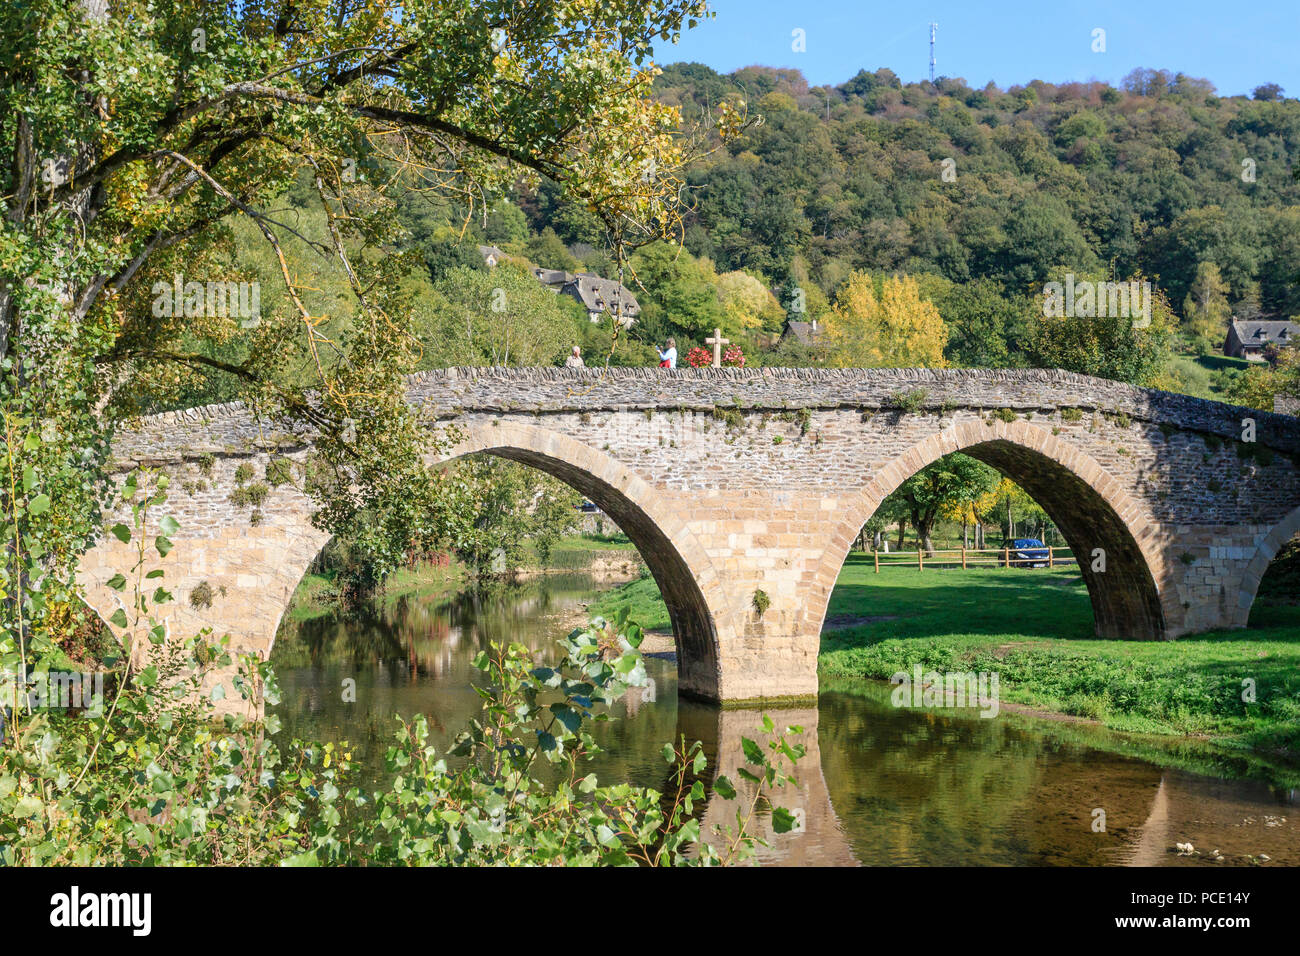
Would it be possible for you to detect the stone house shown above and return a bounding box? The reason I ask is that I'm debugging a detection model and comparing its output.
[560,272,640,324]
[1224,317,1297,361]
[477,244,506,267]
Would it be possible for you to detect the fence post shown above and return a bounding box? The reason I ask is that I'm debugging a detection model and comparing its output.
[874,549,879,574]
[1048,546,1054,569]
[1003,546,1010,568]
[961,547,967,569]
[918,548,923,571]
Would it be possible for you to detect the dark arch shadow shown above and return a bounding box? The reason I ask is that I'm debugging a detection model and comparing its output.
[963,438,1165,639]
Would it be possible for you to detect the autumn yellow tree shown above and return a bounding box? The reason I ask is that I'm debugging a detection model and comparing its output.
[715,270,785,332]
[1182,261,1232,351]
[824,272,948,367]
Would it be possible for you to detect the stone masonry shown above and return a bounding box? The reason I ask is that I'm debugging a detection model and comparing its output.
[79,367,1300,709]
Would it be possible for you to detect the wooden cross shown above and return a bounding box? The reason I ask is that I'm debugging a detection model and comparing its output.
[706,327,729,368]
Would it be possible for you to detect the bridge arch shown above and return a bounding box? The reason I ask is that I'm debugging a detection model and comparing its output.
[1234,502,1300,629]
[805,418,1180,641]
[433,420,726,699]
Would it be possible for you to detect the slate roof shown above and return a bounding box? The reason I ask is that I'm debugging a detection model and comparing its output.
[563,273,640,318]
[533,267,573,288]
[1230,319,1296,346]
[782,319,827,346]
[477,245,506,265]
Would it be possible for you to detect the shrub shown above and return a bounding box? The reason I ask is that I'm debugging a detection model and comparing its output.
[883,388,928,413]
[0,484,805,866]
[265,458,294,487]
[188,580,215,609]
[686,346,712,368]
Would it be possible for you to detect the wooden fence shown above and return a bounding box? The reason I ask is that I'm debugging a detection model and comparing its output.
[870,546,1077,572]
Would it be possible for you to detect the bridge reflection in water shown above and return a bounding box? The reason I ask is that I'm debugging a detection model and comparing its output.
[269,574,1300,867]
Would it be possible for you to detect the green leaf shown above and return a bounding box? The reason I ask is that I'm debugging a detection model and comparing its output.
[740,736,764,765]
[772,807,799,834]
[108,609,129,628]
[155,535,173,557]
[28,493,50,516]
[281,850,319,867]
[159,515,179,536]
[106,573,127,591]
[110,523,130,543]
[713,775,737,800]
[13,795,43,818]
[692,748,708,775]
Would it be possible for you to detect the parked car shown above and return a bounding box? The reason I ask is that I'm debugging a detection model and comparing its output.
[1010,538,1050,567]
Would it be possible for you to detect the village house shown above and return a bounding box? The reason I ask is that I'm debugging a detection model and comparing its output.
[780,317,827,348]
[560,272,640,324]
[477,244,506,267]
[478,243,639,324]
[1224,316,1297,361]
[532,267,572,291]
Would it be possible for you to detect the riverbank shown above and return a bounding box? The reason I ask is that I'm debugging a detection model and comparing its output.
[284,533,643,621]
[589,556,1300,768]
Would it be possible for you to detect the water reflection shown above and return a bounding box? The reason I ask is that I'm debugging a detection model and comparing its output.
[271,576,1300,866]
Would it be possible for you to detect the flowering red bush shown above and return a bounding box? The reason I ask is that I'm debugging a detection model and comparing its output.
[686,346,712,368]
[722,346,745,367]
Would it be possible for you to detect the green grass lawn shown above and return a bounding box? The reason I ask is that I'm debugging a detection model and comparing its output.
[592,554,1300,757]
[1168,348,1253,401]
[589,574,671,629]
[549,531,636,553]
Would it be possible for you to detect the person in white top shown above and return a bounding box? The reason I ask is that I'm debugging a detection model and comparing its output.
[565,345,585,368]
[656,337,677,369]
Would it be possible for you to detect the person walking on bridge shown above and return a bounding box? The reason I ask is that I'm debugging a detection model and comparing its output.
[656,337,677,369]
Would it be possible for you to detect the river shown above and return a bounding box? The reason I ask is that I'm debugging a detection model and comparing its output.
[270,572,1300,866]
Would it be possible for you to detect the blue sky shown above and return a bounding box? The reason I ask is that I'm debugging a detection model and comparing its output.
[656,1,1298,98]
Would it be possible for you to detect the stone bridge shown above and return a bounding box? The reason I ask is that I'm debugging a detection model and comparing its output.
[79,367,1300,707]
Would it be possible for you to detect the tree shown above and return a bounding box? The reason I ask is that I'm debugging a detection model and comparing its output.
[628,241,725,341]
[990,477,1038,544]
[2,0,720,654]
[715,270,785,332]
[1182,261,1232,352]
[884,454,998,555]
[824,272,948,368]
[914,274,1031,367]
[425,263,576,368]
[1028,273,1176,386]
[526,227,582,273]
[437,457,582,577]
[424,237,488,283]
